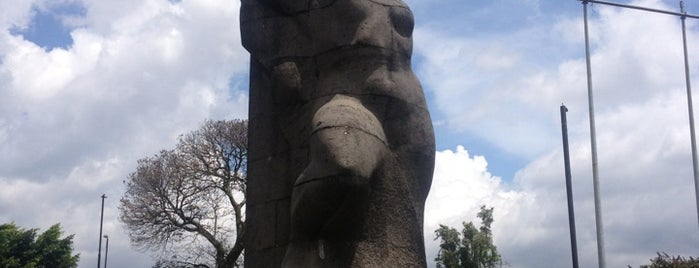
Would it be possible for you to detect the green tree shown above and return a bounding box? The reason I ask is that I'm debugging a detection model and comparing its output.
[120,119,247,268]
[434,225,461,268]
[635,252,699,268]
[434,205,503,268]
[0,223,79,268]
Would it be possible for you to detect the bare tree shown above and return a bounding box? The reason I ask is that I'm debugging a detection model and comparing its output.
[120,120,247,268]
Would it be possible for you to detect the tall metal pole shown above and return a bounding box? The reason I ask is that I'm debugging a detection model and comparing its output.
[582,2,606,268]
[680,0,699,231]
[103,235,109,268]
[98,194,106,268]
[560,105,580,268]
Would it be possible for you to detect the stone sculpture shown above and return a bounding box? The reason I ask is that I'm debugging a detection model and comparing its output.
[241,0,435,266]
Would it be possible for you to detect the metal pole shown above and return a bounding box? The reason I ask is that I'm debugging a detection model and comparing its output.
[580,0,699,236]
[98,194,106,268]
[582,2,607,268]
[103,235,109,268]
[680,0,699,231]
[561,105,580,268]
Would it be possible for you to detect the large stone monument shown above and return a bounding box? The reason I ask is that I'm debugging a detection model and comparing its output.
[241,0,435,266]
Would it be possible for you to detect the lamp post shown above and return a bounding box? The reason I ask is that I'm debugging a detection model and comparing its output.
[103,235,109,268]
[579,0,699,236]
[98,194,106,268]
[581,2,606,267]
[680,0,699,232]
[560,105,580,268]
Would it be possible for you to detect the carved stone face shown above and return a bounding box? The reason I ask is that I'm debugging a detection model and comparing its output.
[243,0,435,267]
[241,0,414,65]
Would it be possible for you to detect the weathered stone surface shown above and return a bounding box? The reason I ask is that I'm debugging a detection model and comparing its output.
[242,0,435,267]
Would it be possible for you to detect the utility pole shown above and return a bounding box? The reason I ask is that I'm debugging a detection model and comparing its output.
[103,235,109,268]
[578,0,699,235]
[98,194,106,268]
[560,105,580,268]
[582,2,606,267]
[680,0,699,232]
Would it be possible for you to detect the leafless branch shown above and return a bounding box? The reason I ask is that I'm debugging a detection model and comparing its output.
[120,120,248,268]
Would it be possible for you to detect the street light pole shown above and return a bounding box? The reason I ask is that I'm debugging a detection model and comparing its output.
[679,0,699,232]
[582,2,606,268]
[98,194,106,268]
[103,235,109,268]
[579,0,699,235]
[560,104,580,268]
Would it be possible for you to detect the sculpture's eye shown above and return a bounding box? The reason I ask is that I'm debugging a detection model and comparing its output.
[390,7,414,38]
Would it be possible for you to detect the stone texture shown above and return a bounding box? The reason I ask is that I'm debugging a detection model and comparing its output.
[242,1,435,267]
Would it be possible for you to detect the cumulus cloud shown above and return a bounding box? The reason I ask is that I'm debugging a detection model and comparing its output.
[0,0,247,266]
[424,146,534,267]
[414,25,566,158]
[0,0,247,179]
[418,0,699,267]
[425,92,698,267]
[415,0,698,158]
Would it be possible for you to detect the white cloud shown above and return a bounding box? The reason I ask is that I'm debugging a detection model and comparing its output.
[414,23,570,158]
[426,93,699,266]
[508,90,699,268]
[0,0,35,29]
[415,0,699,159]
[418,0,699,267]
[0,0,247,266]
[424,146,534,267]
[0,0,247,177]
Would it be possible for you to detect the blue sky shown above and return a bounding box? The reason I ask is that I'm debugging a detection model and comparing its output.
[1,0,699,267]
[10,1,85,51]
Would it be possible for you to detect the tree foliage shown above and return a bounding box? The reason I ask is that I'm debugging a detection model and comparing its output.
[434,205,503,268]
[0,223,79,268]
[636,252,699,268]
[120,119,247,268]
